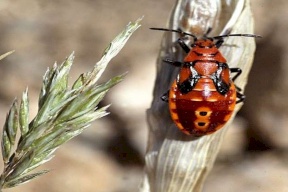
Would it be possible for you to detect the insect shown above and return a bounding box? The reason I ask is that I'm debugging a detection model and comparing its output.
[151,27,261,136]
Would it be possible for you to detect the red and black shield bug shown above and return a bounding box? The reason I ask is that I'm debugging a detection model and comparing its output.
[151,27,261,136]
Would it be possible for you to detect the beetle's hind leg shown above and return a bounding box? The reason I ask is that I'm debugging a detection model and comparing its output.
[230,67,242,81]
[236,91,245,103]
[230,67,245,103]
[235,85,242,92]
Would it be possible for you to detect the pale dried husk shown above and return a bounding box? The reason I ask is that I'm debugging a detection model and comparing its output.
[142,0,257,192]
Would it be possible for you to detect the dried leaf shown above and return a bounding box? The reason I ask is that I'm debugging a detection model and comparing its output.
[142,1,257,192]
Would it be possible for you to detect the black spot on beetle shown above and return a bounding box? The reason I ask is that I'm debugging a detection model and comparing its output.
[198,122,206,126]
[200,111,207,116]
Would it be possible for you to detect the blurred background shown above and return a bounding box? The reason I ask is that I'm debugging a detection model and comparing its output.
[0,0,287,192]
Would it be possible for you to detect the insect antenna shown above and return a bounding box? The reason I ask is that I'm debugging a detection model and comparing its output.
[203,27,212,38]
[212,33,262,39]
[150,27,198,42]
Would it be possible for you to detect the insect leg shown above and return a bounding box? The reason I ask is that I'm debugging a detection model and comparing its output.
[161,91,169,102]
[236,91,245,103]
[204,27,213,37]
[235,85,242,92]
[230,68,245,97]
[163,58,183,67]
[177,38,190,53]
[230,67,242,81]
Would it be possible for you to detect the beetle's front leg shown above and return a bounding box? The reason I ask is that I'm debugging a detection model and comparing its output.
[163,58,183,67]
[177,38,190,53]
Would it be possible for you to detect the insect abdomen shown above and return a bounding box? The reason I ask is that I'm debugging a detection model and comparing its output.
[169,79,236,136]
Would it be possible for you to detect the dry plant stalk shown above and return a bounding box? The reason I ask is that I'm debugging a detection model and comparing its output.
[0,18,141,190]
[142,0,257,192]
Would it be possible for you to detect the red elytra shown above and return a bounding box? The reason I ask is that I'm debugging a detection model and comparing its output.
[151,28,261,136]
